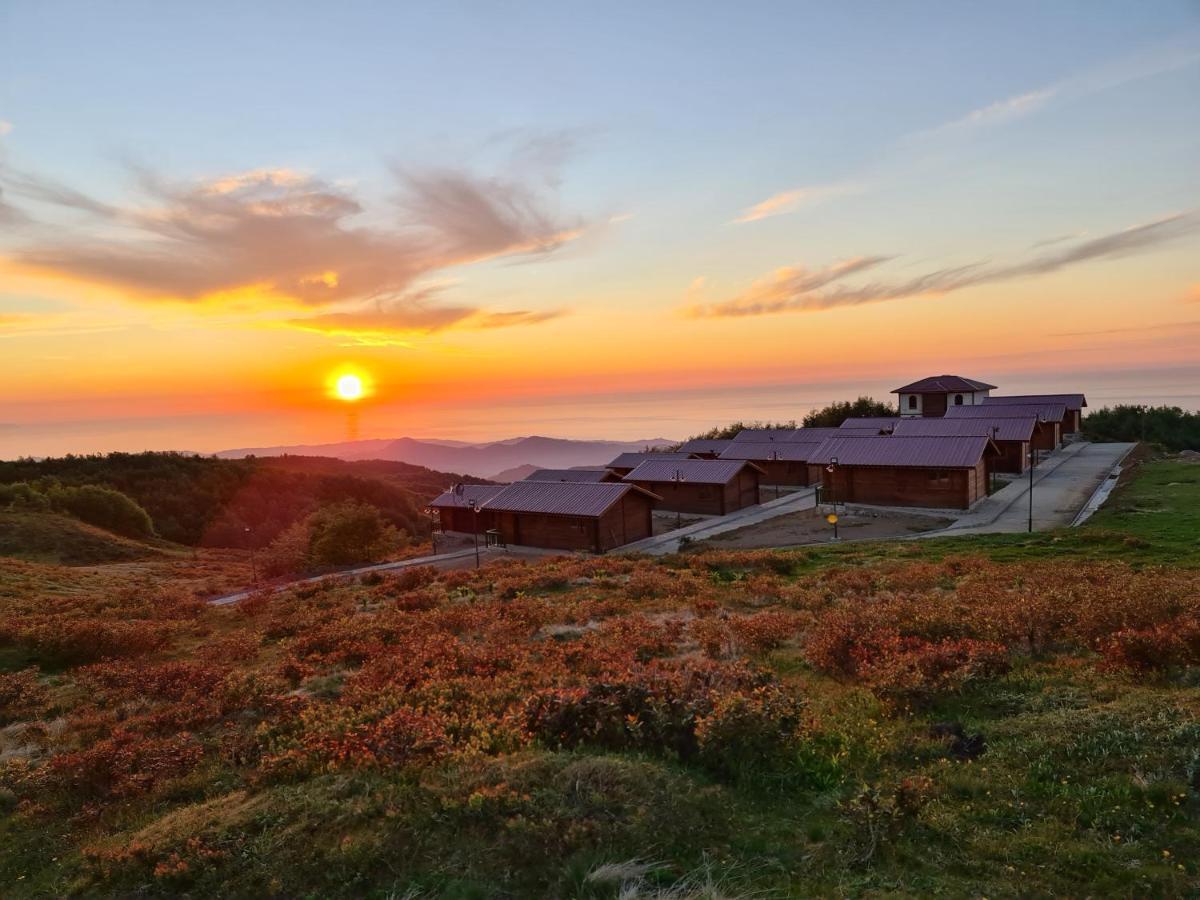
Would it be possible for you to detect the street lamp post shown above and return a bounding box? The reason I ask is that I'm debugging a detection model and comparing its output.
[825,457,839,511]
[424,506,439,555]
[469,499,481,569]
[1028,444,1035,533]
[670,469,686,530]
[244,526,257,585]
[769,450,781,500]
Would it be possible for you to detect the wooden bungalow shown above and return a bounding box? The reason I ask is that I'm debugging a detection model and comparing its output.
[892,375,997,418]
[428,484,505,534]
[892,416,1038,473]
[522,468,623,483]
[607,451,695,477]
[808,435,998,510]
[983,394,1087,434]
[622,458,764,515]
[676,438,734,458]
[718,441,824,486]
[945,403,1066,452]
[483,481,660,553]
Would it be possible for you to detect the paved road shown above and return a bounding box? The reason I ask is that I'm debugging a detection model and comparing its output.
[936,441,1135,535]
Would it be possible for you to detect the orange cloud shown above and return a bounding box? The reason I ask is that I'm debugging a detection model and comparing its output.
[691,212,1200,318]
[2,148,586,332]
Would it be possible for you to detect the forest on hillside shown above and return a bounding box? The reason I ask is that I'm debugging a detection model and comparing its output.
[0,453,479,548]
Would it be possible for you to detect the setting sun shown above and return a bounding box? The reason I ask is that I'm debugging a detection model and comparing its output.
[334,373,364,401]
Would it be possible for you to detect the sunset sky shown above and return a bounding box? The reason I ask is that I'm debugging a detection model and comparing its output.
[2,2,1199,457]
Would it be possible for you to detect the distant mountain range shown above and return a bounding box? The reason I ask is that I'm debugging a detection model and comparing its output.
[216,435,678,480]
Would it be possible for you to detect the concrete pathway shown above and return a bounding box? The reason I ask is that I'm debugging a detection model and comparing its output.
[619,486,818,555]
[930,441,1135,536]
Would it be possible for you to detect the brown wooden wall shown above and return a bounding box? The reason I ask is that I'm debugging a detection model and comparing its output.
[755,459,811,485]
[631,472,759,516]
[921,393,948,417]
[492,493,655,552]
[822,464,984,509]
[494,511,595,552]
[437,507,495,534]
[993,439,1030,474]
[596,494,655,549]
[1031,422,1061,452]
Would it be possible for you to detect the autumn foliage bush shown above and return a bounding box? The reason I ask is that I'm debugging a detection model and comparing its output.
[3,543,1200,893]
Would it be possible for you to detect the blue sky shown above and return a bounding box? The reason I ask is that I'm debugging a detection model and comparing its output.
[1,2,1198,454]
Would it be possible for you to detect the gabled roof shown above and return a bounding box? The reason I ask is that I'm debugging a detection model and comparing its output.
[839,417,901,430]
[623,458,765,485]
[429,484,506,508]
[718,441,824,462]
[523,468,620,483]
[809,435,995,469]
[730,428,800,443]
[607,451,694,468]
[946,403,1066,423]
[678,438,735,454]
[984,393,1087,410]
[892,416,1038,442]
[483,481,659,517]
[892,375,997,394]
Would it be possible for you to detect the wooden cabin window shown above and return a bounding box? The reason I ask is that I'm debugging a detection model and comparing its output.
[698,487,712,499]
[928,470,951,486]
[954,394,964,405]
[907,396,917,410]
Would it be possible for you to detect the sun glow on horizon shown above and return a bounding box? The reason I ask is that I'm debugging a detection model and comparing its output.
[326,368,372,403]
[335,373,364,401]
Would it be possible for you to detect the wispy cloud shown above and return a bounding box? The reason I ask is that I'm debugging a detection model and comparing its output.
[286,296,563,339]
[0,121,11,137]
[688,212,1200,318]
[733,182,860,224]
[919,39,1200,139]
[1,141,586,337]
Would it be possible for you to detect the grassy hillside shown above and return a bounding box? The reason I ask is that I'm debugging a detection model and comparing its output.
[1,458,1198,897]
[0,510,163,566]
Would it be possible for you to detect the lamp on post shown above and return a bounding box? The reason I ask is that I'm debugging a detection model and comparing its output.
[469,498,481,569]
[244,526,257,585]
[1028,419,1040,533]
[825,456,839,511]
[769,450,781,500]
[669,468,686,530]
[424,505,439,555]
[991,426,1000,495]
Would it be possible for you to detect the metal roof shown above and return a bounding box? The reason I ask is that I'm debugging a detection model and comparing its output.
[483,481,658,517]
[946,403,1066,422]
[984,393,1087,410]
[623,458,764,484]
[809,435,993,468]
[892,375,997,394]
[522,468,618,483]
[791,427,846,441]
[429,484,506,508]
[892,416,1037,441]
[718,441,824,462]
[677,438,734,453]
[607,451,694,468]
[839,417,901,430]
[730,428,800,442]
